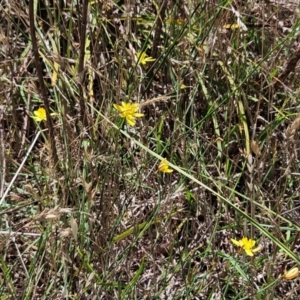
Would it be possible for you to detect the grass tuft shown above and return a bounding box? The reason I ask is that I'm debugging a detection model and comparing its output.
[1,0,300,299]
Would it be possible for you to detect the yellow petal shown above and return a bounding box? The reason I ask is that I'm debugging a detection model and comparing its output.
[251,246,260,253]
[241,237,250,245]
[145,56,156,62]
[136,51,155,65]
[122,102,132,110]
[136,52,143,59]
[129,103,139,109]
[245,249,254,256]
[136,52,146,63]
[231,239,243,247]
[126,115,136,126]
[113,103,123,112]
[133,113,144,117]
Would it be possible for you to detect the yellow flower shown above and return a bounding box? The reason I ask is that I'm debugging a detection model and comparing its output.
[136,52,156,65]
[31,107,47,122]
[283,267,299,280]
[231,237,260,256]
[113,102,144,126]
[158,158,173,173]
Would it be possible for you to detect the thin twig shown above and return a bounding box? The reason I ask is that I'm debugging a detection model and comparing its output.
[0,131,42,207]
[0,105,5,198]
[0,231,41,237]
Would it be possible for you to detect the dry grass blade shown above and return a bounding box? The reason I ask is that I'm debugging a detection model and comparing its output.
[286,116,300,141]
[139,95,170,107]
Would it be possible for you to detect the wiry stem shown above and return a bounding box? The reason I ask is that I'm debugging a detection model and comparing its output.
[29,0,60,170]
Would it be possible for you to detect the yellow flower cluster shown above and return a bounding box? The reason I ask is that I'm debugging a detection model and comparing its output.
[158,158,173,173]
[136,52,155,65]
[31,107,57,122]
[231,237,260,257]
[113,102,144,127]
[31,107,47,122]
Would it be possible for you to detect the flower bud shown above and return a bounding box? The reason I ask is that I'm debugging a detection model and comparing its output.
[283,267,299,280]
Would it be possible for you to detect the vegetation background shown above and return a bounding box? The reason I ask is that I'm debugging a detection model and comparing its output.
[1,0,300,299]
